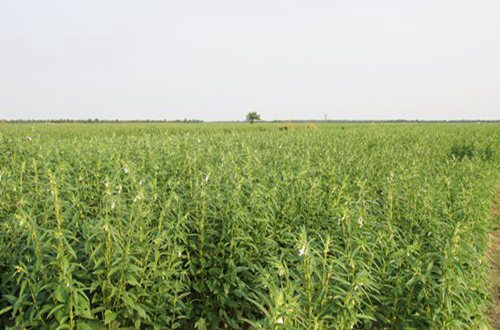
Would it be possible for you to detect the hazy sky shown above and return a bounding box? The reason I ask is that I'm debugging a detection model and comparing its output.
[1,0,499,121]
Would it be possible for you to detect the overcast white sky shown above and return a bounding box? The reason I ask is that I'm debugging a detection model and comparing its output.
[1,0,499,121]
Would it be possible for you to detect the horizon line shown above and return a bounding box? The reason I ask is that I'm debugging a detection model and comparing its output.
[2,119,500,123]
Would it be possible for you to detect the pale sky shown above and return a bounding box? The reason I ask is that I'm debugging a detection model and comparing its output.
[1,0,499,121]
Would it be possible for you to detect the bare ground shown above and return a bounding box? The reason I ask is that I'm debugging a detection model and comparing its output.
[489,182,500,329]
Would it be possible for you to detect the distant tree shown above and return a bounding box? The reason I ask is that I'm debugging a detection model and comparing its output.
[245,111,261,124]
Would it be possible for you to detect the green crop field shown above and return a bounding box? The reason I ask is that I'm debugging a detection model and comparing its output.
[0,123,498,329]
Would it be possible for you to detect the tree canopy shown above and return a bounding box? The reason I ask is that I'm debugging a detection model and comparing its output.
[245,112,261,124]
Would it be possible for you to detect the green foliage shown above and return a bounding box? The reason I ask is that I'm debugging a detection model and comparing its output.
[245,112,261,124]
[450,140,495,161]
[0,122,498,329]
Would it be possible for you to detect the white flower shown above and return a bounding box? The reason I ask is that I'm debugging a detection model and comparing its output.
[277,317,284,324]
[123,167,129,174]
[111,202,116,210]
[299,246,307,256]
[204,175,210,182]
[357,216,364,228]
[338,216,345,225]
[104,181,109,188]
[139,179,143,185]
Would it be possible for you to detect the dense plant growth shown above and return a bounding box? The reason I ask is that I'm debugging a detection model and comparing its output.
[0,123,498,329]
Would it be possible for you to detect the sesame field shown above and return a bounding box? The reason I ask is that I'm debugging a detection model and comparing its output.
[0,122,499,329]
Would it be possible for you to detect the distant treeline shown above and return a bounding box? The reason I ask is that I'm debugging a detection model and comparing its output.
[265,119,500,123]
[1,119,205,123]
[1,119,499,124]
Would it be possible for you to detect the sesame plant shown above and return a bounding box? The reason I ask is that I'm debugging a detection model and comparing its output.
[0,122,498,329]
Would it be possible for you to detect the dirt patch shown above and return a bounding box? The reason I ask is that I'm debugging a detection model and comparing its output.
[489,182,500,329]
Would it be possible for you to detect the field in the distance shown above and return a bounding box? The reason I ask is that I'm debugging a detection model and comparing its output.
[0,123,499,329]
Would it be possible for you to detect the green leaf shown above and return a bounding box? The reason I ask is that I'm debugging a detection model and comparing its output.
[54,285,68,303]
[77,320,104,330]
[104,310,117,325]
[0,306,13,315]
[124,273,139,286]
[74,292,93,319]
[194,317,207,330]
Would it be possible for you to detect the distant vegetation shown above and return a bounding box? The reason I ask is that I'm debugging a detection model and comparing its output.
[0,123,498,329]
[245,111,261,124]
[2,118,499,124]
[2,118,204,123]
